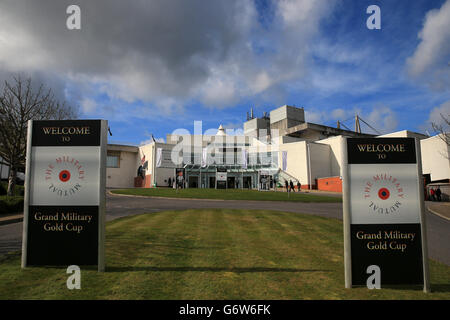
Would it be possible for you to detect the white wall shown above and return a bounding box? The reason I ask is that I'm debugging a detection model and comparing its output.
[278,140,309,184]
[421,134,450,181]
[106,151,138,188]
[316,136,344,177]
[309,142,331,181]
[139,143,154,175]
[378,130,428,140]
[155,167,176,187]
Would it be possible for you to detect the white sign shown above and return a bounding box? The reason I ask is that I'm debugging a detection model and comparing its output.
[216,172,227,181]
[29,147,101,206]
[348,164,420,224]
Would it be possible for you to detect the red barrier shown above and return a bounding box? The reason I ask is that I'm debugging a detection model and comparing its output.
[317,176,342,192]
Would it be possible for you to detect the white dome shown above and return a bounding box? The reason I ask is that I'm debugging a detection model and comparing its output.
[216,124,226,136]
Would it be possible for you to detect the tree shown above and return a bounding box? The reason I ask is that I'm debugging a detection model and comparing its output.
[431,113,450,159]
[431,113,450,145]
[0,75,78,196]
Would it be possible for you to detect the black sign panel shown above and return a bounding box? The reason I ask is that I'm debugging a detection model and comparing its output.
[350,223,423,285]
[216,181,227,189]
[27,206,98,266]
[32,120,101,147]
[347,138,416,164]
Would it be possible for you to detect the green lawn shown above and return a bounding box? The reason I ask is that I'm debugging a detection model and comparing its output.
[111,188,342,203]
[0,209,448,300]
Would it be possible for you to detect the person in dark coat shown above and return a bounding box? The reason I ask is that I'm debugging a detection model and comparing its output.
[436,186,442,202]
[289,180,295,192]
[137,165,144,179]
[297,181,301,192]
[285,180,289,192]
[168,177,172,188]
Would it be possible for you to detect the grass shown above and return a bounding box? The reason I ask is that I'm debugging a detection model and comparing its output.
[111,188,342,203]
[0,209,448,300]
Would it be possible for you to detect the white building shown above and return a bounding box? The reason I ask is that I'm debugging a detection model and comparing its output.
[105,105,450,196]
[420,134,450,183]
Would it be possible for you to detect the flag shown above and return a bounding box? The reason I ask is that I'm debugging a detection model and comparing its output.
[156,148,162,167]
[282,151,287,171]
[201,148,207,168]
[241,149,248,169]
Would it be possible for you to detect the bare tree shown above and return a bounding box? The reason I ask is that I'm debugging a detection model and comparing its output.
[431,113,450,146]
[0,75,78,196]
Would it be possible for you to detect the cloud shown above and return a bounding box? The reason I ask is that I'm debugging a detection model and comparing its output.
[0,0,336,118]
[365,106,398,134]
[306,106,398,134]
[422,100,450,132]
[406,0,450,90]
[80,98,97,114]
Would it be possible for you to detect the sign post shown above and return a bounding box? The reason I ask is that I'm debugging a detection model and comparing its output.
[21,120,107,272]
[342,137,429,291]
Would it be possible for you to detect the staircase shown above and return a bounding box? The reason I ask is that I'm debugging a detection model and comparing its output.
[274,169,299,187]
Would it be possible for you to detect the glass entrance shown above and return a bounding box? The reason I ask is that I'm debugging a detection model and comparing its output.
[227,176,236,189]
[243,176,252,189]
[209,176,216,188]
[188,176,198,188]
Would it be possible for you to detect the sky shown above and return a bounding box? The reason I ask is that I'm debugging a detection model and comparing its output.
[0,0,449,145]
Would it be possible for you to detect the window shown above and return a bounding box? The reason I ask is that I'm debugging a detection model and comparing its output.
[107,152,120,168]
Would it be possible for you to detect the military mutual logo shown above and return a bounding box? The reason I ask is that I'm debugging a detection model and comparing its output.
[363,173,404,216]
[45,156,85,197]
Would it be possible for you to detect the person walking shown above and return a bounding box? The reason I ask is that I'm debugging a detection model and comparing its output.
[168,177,172,188]
[430,188,435,201]
[436,186,442,202]
[285,180,289,192]
[289,180,295,192]
[297,181,301,192]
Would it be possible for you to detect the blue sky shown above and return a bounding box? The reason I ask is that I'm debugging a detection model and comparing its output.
[1,0,449,145]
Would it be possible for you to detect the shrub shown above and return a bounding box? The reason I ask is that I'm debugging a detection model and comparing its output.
[0,196,24,214]
[0,183,6,196]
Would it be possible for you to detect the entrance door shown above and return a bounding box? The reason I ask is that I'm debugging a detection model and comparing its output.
[227,177,235,189]
[209,176,216,188]
[189,176,198,188]
[243,176,251,189]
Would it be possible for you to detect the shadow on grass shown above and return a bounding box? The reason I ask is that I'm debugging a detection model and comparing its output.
[430,284,450,293]
[106,266,332,273]
[353,283,450,293]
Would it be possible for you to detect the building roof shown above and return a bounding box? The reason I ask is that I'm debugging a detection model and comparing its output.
[107,144,139,153]
[282,122,375,138]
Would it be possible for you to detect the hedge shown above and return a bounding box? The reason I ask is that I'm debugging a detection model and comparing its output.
[0,196,24,215]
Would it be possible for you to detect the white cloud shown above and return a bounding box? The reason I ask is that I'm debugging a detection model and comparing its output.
[80,98,97,114]
[306,106,398,134]
[407,0,450,90]
[140,137,165,146]
[365,106,398,134]
[422,100,450,132]
[200,76,238,108]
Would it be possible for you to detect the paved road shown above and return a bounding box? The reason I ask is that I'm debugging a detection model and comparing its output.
[1,193,449,266]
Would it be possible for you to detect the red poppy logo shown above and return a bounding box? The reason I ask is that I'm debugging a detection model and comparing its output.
[45,156,84,197]
[59,170,71,182]
[363,173,405,215]
[378,187,390,200]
